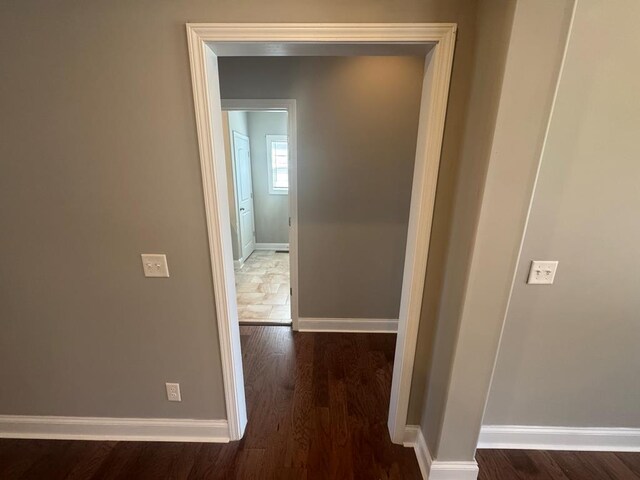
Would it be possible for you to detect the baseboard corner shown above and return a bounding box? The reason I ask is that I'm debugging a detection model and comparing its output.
[403,424,431,479]
[429,460,479,480]
[403,424,478,480]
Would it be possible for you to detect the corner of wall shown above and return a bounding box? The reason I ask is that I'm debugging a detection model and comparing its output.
[422,0,576,463]
[411,0,519,458]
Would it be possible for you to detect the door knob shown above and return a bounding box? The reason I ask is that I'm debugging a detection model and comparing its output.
[240,208,245,211]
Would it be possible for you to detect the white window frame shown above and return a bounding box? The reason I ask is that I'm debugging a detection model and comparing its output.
[266,134,289,195]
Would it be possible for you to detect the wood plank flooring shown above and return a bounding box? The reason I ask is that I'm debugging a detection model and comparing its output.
[477,449,640,479]
[2,326,640,479]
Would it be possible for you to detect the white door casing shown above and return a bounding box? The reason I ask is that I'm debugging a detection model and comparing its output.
[232,131,256,260]
[186,23,456,443]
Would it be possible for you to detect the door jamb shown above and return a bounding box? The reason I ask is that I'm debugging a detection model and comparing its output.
[222,99,299,332]
[186,23,456,443]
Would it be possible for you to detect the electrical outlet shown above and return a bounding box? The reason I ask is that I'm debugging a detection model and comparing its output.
[527,260,558,285]
[141,254,169,278]
[165,382,181,402]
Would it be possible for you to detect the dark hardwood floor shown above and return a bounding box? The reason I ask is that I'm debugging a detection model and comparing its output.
[477,449,640,480]
[1,326,639,479]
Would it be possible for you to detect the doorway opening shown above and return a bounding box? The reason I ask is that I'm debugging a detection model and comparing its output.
[187,23,456,443]
[221,101,297,327]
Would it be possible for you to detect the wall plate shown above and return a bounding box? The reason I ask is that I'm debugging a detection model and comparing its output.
[527,260,558,285]
[141,254,169,278]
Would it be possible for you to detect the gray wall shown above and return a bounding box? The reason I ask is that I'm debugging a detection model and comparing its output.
[246,112,289,245]
[427,0,576,460]
[219,57,425,319]
[417,0,575,460]
[224,110,249,260]
[484,0,640,428]
[407,0,517,425]
[430,0,573,460]
[0,0,481,420]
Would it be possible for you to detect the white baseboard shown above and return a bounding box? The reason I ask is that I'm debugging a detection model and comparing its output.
[297,317,398,333]
[254,243,289,251]
[233,258,244,268]
[403,425,431,479]
[404,425,479,480]
[479,425,640,452]
[429,461,480,480]
[403,424,420,445]
[0,415,230,443]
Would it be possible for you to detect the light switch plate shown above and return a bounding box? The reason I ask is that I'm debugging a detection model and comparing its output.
[141,254,169,278]
[527,260,558,285]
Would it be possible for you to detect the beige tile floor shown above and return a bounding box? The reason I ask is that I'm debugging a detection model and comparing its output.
[235,250,291,325]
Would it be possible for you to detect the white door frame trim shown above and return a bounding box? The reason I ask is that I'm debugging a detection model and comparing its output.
[186,23,456,443]
[221,99,299,331]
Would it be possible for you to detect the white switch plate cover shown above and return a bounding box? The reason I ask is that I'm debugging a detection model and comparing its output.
[527,260,559,285]
[165,383,181,402]
[141,254,169,278]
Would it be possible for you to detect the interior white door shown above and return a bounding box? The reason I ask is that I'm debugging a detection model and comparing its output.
[232,131,256,261]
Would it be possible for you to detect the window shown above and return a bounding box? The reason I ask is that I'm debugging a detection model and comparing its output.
[266,134,289,195]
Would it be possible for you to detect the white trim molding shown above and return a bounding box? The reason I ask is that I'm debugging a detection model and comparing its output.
[254,242,289,251]
[0,415,229,443]
[186,30,247,441]
[386,25,457,444]
[186,22,456,444]
[403,425,430,479]
[404,425,479,480]
[429,462,480,480]
[298,317,398,333]
[265,134,289,195]
[479,425,640,452]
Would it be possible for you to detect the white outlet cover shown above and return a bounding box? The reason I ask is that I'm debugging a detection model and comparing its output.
[165,382,181,402]
[527,260,559,285]
[141,254,169,278]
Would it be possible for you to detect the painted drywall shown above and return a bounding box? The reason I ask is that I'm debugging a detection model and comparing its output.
[223,111,250,260]
[0,0,480,421]
[246,112,289,245]
[484,0,640,429]
[406,0,516,425]
[219,57,425,319]
[420,0,575,461]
